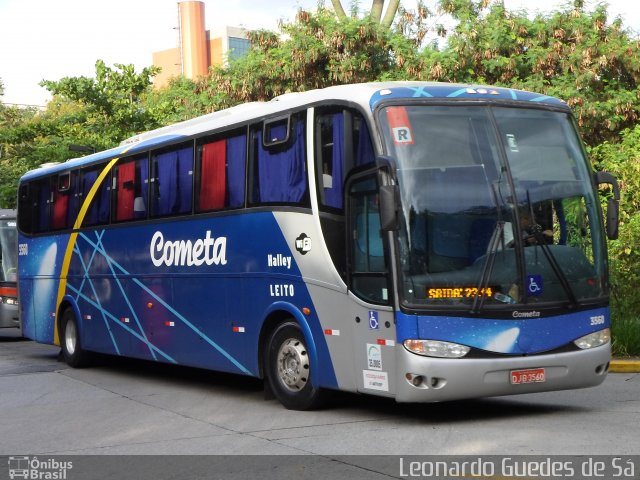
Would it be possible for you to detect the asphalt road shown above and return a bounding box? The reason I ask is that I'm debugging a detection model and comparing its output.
[1,328,638,459]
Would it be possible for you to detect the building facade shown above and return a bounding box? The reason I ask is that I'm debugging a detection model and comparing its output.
[152,1,250,88]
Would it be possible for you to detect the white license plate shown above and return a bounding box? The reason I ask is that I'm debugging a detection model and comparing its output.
[510,367,546,385]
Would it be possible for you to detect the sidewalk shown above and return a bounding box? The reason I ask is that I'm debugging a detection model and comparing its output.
[610,357,640,373]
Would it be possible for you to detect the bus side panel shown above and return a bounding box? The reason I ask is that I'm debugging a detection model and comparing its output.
[18,277,35,339]
[21,211,340,384]
[18,234,63,344]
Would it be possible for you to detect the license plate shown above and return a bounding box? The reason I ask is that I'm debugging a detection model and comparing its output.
[510,368,546,385]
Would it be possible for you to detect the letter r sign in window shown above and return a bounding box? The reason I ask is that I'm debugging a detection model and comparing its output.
[386,107,414,145]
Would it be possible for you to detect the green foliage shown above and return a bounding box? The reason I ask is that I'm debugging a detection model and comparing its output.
[40,60,162,144]
[590,126,640,355]
[0,61,160,207]
[199,7,411,105]
[145,76,216,124]
[424,0,640,146]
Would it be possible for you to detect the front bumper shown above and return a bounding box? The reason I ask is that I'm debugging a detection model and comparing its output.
[395,343,610,403]
[0,302,19,328]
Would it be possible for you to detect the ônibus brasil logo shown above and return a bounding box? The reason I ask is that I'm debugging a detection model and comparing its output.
[8,456,73,480]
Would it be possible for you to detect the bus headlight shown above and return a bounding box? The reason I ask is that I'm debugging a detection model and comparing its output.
[403,339,470,358]
[0,296,18,306]
[574,328,611,349]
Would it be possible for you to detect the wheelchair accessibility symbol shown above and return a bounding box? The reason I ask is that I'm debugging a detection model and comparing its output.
[368,311,379,330]
[527,275,543,296]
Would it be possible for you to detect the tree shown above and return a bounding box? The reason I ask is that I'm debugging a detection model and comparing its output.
[421,0,640,146]
[198,6,421,106]
[0,61,161,208]
[40,60,161,145]
[590,126,640,354]
[330,0,401,27]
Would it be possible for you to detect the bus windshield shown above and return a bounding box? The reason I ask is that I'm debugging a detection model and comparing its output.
[0,218,18,283]
[380,104,607,310]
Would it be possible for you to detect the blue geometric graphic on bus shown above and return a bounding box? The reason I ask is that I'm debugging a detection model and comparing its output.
[19,211,339,387]
[66,229,251,373]
[369,85,567,111]
[526,274,543,296]
[396,307,610,355]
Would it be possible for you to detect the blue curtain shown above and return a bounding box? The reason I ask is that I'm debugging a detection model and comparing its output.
[177,147,193,214]
[96,179,110,224]
[82,170,99,225]
[324,113,344,209]
[155,151,176,216]
[227,134,246,207]
[67,175,79,228]
[155,146,193,216]
[136,158,148,219]
[37,182,51,232]
[257,121,306,203]
[356,121,374,167]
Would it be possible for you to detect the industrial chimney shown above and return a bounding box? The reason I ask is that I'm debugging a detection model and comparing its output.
[178,1,208,79]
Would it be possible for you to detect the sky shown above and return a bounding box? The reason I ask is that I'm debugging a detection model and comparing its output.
[0,0,638,107]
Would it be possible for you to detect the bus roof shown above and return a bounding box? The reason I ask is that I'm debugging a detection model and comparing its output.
[20,81,568,182]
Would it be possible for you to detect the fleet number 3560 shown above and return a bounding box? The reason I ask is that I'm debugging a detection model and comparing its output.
[590,315,605,326]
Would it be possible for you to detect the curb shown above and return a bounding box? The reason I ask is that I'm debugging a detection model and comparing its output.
[609,359,640,373]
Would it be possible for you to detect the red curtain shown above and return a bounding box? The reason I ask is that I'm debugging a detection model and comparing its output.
[116,162,136,221]
[52,192,69,229]
[200,140,226,211]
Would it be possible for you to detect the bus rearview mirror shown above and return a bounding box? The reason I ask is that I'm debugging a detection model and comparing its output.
[595,171,620,240]
[379,185,400,232]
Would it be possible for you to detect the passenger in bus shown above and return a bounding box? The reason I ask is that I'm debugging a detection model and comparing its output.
[504,205,554,247]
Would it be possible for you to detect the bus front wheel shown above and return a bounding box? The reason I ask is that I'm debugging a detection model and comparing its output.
[60,308,90,368]
[265,321,324,410]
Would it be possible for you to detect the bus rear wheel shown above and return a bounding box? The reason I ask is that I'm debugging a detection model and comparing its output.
[60,308,90,368]
[265,321,324,410]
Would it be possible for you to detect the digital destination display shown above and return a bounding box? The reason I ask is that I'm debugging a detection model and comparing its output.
[427,287,494,299]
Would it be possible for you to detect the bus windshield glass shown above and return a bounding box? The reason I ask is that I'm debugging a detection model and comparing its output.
[0,219,18,283]
[379,104,606,309]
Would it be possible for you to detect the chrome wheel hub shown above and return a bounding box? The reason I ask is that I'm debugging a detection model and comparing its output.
[65,320,76,355]
[276,338,309,391]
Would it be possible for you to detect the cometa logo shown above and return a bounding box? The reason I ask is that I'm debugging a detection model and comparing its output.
[150,230,227,267]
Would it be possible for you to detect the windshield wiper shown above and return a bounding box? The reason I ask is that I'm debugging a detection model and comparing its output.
[528,223,578,307]
[524,193,577,307]
[471,220,506,314]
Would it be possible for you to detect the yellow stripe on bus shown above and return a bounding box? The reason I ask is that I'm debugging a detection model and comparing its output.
[53,151,130,346]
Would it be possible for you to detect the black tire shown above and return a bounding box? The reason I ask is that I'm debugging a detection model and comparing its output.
[264,321,325,410]
[60,308,90,368]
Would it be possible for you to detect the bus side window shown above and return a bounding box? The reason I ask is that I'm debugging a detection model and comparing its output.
[18,184,33,234]
[34,179,51,233]
[251,115,308,205]
[113,155,148,222]
[354,114,375,168]
[348,174,389,305]
[317,112,345,210]
[196,131,246,212]
[51,173,71,230]
[81,166,110,227]
[316,110,375,211]
[151,144,194,217]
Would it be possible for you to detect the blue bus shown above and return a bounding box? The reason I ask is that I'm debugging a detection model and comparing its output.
[0,209,19,330]
[17,82,619,409]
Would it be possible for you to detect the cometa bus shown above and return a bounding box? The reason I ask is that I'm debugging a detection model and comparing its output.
[17,82,619,409]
